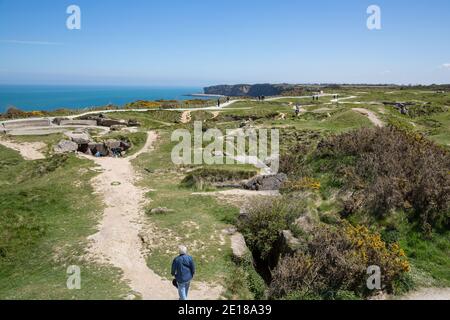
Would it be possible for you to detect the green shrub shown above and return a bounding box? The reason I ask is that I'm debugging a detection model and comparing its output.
[225,253,267,300]
[392,273,415,296]
[333,290,361,300]
[407,104,445,118]
[281,290,322,300]
[241,254,267,300]
[238,198,288,260]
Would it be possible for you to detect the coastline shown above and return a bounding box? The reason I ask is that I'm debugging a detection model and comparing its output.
[0,85,207,113]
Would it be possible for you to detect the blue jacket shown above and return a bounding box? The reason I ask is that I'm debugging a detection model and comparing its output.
[171,254,195,283]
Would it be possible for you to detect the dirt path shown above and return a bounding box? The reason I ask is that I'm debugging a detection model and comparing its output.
[0,138,46,160]
[399,288,450,300]
[352,108,384,127]
[180,111,192,124]
[86,131,222,300]
[211,111,220,119]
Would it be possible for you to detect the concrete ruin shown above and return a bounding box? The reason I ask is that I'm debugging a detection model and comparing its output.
[1,118,51,133]
[76,114,141,128]
[243,173,287,191]
[1,114,140,136]
[54,129,132,157]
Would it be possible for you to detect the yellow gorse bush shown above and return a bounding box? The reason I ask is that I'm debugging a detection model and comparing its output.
[344,222,410,273]
[281,177,321,192]
[29,111,45,117]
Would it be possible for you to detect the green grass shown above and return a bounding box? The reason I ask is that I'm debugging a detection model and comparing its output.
[0,146,129,299]
[399,230,450,287]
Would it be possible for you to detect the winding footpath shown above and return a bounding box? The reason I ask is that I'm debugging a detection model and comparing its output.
[352,108,384,127]
[86,131,222,300]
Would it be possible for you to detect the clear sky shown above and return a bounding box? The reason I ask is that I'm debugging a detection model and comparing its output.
[0,0,449,86]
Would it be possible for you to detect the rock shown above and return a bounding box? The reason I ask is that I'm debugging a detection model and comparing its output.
[278,230,301,255]
[99,119,127,127]
[238,208,250,223]
[149,207,174,214]
[127,120,141,127]
[105,139,121,149]
[54,140,78,153]
[231,232,249,259]
[52,117,69,125]
[120,141,131,151]
[65,131,92,145]
[110,125,127,131]
[243,173,287,191]
[222,227,238,236]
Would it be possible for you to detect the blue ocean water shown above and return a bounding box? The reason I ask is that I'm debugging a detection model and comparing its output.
[0,85,205,113]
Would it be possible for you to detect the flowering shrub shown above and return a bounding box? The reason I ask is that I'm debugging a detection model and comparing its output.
[269,222,410,299]
[344,223,410,279]
[280,177,321,193]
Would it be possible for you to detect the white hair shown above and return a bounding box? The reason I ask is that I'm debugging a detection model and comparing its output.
[179,245,188,255]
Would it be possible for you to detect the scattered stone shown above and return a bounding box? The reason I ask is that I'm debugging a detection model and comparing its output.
[243,173,287,191]
[230,232,249,259]
[222,227,238,236]
[238,208,250,223]
[278,230,302,254]
[99,119,128,127]
[65,130,92,145]
[52,117,69,125]
[53,140,78,153]
[128,120,141,127]
[105,139,121,149]
[111,124,127,131]
[149,207,174,214]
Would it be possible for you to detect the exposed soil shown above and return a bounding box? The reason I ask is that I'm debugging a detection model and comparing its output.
[0,138,46,160]
[399,288,450,300]
[86,131,223,300]
[352,108,384,127]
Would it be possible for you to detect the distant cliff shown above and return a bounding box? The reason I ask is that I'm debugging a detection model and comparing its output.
[204,84,304,97]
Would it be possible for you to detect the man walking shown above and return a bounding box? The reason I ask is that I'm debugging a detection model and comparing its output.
[171,245,196,300]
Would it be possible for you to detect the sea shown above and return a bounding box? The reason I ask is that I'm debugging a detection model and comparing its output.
[0,85,206,113]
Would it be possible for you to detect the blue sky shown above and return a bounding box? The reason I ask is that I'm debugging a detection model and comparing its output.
[0,0,449,86]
